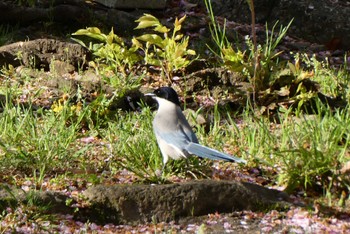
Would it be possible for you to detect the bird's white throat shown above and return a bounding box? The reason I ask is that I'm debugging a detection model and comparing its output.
[155,97,179,112]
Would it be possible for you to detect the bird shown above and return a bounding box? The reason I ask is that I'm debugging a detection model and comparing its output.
[146,87,246,167]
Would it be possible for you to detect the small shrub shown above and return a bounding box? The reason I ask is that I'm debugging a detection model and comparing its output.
[133,14,196,80]
[72,27,141,75]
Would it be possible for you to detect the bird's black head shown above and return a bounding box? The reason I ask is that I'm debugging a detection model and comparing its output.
[154,87,181,106]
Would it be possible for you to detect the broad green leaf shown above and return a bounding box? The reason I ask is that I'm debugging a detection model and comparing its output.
[224,61,245,72]
[114,34,124,45]
[135,14,160,29]
[173,34,183,41]
[137,34,164,47]
[144,53,161,66]
[106,28,115,45]
[222,46,244,62]
[72,27,106,41]
[73,27,101,35]
[154,25,169,33]
[70,38,87,48]
[91,43,104,52]
[132,38,143,49]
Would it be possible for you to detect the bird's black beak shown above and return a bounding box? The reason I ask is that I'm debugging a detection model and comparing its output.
[145,92,157,102]
[145,92,156,98]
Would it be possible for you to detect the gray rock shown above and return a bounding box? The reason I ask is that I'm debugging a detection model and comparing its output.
[0,39,89,69]
[83,180,290,224]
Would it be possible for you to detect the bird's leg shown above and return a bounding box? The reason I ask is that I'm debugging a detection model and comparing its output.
[185,159,198,179]
[187,170,198,179]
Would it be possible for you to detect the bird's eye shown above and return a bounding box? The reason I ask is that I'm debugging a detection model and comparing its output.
[154,89,161,96]
[155,89,167,99]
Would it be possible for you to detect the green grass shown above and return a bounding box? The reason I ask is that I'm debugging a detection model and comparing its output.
[0,100,88,182]
[212,100,350,194]
[101,106,163,182]
[1,81,349,193]
[0,94,210,185]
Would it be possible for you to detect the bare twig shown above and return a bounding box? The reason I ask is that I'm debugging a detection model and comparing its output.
[246,0,259,105]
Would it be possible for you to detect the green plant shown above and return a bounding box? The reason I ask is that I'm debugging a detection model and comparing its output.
[204,0,292,102]
[247,20,293,91]
[221,20,292,94]
[204,0,230,58]
[204,0,247,72]
[255,53,319,113]
[72,27,141,75]
[71,27,144,99]
[133,14,196,81]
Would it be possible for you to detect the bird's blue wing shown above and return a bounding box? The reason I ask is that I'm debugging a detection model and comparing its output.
[153,109,198,149]
[154,125,191,152]
[177,111,199,144]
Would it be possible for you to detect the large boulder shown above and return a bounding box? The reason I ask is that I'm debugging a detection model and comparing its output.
[83,180,290,224]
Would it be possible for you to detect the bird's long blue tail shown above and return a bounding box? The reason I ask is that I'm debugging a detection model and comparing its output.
[186,143,246,164]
